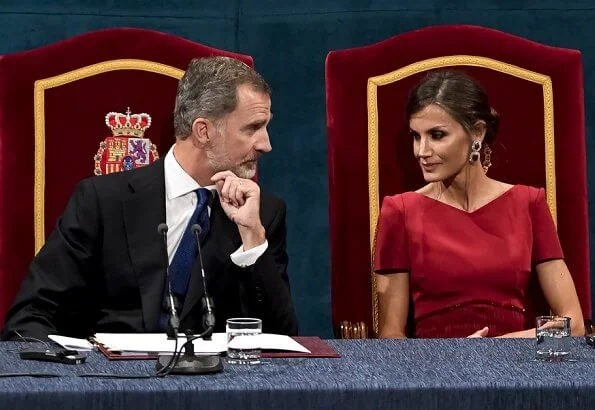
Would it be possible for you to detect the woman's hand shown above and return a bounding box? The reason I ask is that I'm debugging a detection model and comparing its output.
[467,326,489,338]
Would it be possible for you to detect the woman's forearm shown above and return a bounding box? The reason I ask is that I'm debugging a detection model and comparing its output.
[497,328,535,338]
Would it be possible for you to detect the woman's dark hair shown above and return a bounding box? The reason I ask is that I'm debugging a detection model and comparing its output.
[406,70,500,144]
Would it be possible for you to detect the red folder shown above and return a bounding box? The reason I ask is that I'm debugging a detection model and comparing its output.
[262,337,340,358]
[98,336,340,360]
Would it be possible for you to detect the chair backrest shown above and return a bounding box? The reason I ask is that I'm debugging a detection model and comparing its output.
[0,28,253,327]
[325,25,590,337]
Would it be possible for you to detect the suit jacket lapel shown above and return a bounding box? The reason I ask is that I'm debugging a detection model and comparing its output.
[180,195,241,323]
[123,160,167,332]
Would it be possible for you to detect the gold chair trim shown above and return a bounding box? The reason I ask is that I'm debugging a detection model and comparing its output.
[367,55,556,335]
[34,59,184,253]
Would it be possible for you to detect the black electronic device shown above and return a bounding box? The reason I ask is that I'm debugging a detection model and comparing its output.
[19,348,86,365]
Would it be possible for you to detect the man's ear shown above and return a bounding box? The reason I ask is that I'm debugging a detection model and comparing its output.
[191,117,212,145]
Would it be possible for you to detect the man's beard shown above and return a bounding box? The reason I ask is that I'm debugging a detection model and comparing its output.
[206,143,258,179]
[233,160,258,179]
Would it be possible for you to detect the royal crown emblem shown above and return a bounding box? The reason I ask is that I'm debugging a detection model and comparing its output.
[94,108,159,175]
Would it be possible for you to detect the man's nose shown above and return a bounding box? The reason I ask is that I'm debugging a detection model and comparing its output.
[255,129,272,153]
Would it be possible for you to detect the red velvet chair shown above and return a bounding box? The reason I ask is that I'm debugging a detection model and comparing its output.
[0,28,253,328]
[325,25,591,338]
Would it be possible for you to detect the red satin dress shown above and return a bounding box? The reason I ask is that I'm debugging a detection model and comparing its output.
[374,185,563,338]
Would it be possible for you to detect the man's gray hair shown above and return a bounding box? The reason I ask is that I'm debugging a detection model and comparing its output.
[173,56,271,139]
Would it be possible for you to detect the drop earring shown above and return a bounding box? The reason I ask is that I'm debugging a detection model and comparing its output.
[482,145,492,174]
[469,139,482,163]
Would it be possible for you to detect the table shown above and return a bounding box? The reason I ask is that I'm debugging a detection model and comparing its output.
[0,338,593,409]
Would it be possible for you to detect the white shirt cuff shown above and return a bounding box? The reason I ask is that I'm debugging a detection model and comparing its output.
[230,240,268,267]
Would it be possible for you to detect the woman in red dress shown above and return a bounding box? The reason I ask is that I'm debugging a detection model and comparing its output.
[374,70,584,338]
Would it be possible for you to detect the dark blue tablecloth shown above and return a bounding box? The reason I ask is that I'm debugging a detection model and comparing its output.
[0,338,593,410]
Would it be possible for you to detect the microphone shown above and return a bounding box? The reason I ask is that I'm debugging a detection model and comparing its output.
[157,223,179,339]
[191,223,215,339]
[155,222,222,375]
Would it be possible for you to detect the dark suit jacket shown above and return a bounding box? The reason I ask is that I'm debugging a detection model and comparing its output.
[2,160,298,339]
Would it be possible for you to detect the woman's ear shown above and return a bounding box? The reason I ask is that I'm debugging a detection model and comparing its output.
[472,120,487,142]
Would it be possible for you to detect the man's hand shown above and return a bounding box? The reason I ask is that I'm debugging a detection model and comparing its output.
[211,171,266,250]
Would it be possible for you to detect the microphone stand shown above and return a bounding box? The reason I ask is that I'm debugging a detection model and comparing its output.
[192,224,216,341]
[155,223,223,375]
[156,223,180,341]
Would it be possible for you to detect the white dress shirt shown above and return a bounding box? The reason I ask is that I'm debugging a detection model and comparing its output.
[164,145,267,267]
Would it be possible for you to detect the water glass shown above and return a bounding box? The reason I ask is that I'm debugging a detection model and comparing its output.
[226,318,262,365]
[535,315,571,361]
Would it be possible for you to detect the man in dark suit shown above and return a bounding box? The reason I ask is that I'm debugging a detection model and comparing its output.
[2,56,298,340]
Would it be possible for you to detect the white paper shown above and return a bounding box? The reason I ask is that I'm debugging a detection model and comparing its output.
[259,334,311,353]
[92,332,310,354]
[93,333,227,354]
[228,333,311,353]
[48,335,94,351]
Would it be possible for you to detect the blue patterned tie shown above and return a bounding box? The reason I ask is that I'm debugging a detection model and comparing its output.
[160,188,211,330]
